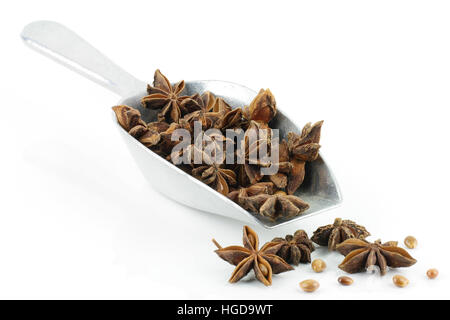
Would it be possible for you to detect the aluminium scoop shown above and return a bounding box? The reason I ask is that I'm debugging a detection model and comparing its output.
[21,21,342,228]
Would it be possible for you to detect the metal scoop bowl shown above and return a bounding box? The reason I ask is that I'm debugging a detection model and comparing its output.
[21,21,342,228]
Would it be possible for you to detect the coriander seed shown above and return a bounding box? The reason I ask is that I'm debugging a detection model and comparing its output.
[427,269,439,279]
[404,236,418,249]
[311,259,326,273]
[299,279,320,292]
[393,275,409,288]
[338,276,354,286]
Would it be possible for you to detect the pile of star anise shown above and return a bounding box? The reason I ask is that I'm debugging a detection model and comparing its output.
[113,69,323,221]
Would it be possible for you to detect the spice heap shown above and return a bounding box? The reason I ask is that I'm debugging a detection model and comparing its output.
[113,70,324,221]
[212,218,427,288]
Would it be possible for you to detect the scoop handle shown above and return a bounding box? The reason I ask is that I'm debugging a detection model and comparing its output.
[21,21,146,97]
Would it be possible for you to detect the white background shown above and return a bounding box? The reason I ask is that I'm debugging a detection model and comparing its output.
[1,0,449,299]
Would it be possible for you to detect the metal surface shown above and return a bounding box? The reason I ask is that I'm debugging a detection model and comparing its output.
[21,20,342,228]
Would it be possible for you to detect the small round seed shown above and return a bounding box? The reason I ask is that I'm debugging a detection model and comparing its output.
[427,268,439,279]
[393,275,409,288]
[259,263,269,277]
[311,259,326,273]
[338,276,354,286]
[404,236,418,249]
[299,279,320,292]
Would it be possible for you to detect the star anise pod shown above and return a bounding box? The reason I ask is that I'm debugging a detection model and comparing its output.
[267,139,293,189]
[141,69,200,123]
[112,105,146,131]
[152,120,192,156]
[212,226,293,286]
[112,105,161,147]
[242,121,273,184]
[311,218,370,251]
[243,89,277,123]
[240,191,309,220]
[272,230,315,265]
[336,238,417,275]
[228,182,274,206]
[214,108,246,130]
[192,164,237,195]
[286,120,323,195]
[128,124,161,147]
[183,91,227,130]
[197,131,233,164]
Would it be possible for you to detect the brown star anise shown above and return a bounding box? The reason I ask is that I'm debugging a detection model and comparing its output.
[243,89,277,123]
[311,218,370,251]
[112,105,146,131]
[112,105,161,147]
[240,191,309,220]
[183,91,228,130]
[336,238,417,275]
[212,226,293,286]
[141,69,199,123]
[286,120,323,195]
[152,120,191,156]
[268,139,293,189]
[243,121,273,184]
[272,230,315,265]
[192,164,237,195]
[214,108,245,130]
[228,182,275,206]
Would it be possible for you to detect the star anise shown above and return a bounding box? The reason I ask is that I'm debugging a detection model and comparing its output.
[183,91,228,130]
[240,191,309,220]
[212,226,293,286]
[141,69,200,123]
[214,108,246,130]
[311,218,370,251]
[286,120,323,195]
[192,164,237,195]
[272,230,315,265]
[128,125,161,147]
[197,131,233,163]
[228,182,274,206]
[336,238,417,275]
[112,105,161,147]
[242,121,273,184]
[152,120,191,156]
[243,89,277,123]
[112,105,146,131]
[268,139,293,189]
